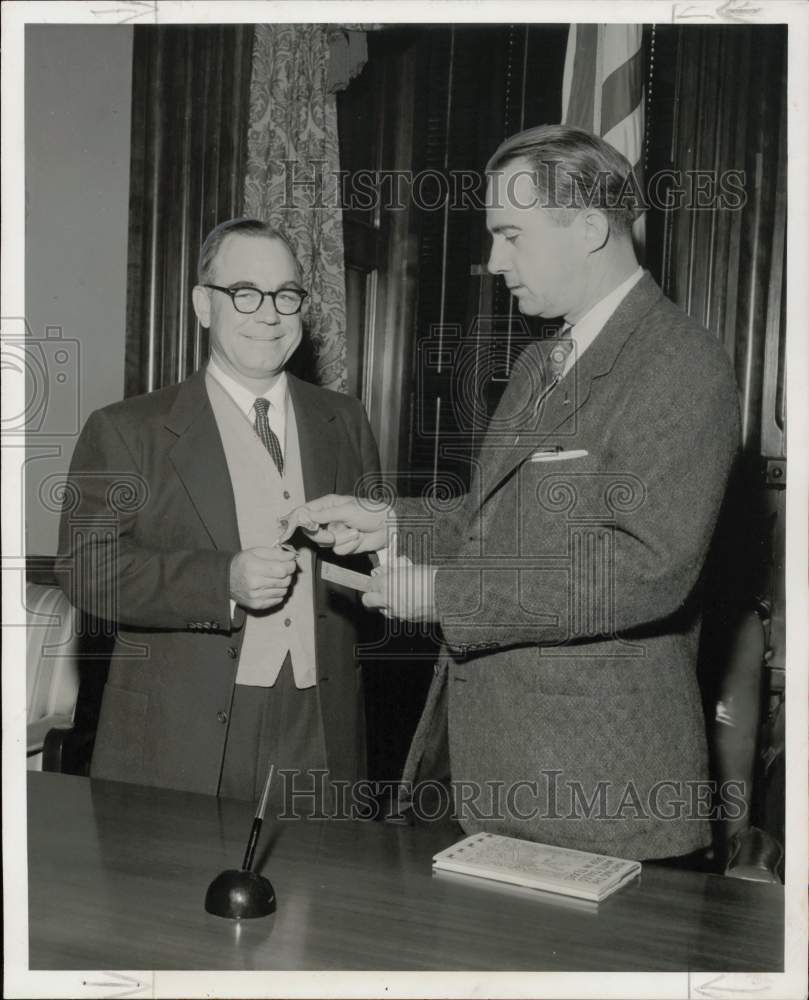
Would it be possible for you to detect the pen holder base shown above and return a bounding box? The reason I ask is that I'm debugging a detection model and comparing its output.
[204,868,276,919]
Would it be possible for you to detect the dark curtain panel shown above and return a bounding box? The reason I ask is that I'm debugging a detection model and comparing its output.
[125,25,255,397]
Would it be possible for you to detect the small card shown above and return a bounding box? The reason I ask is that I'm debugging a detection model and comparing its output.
[321,561,373,592]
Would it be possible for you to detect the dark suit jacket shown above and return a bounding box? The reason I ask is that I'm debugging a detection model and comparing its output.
[55,369,380,795]
[400,274,741,860]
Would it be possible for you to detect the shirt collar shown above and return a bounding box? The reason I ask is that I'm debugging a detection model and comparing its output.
[207,357,288,418]
[566,267,644,360]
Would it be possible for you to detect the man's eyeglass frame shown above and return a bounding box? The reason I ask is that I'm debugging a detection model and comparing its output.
[204,284,309,315]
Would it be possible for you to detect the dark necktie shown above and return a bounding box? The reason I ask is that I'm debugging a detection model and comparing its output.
[548,324,574,381]
[253,397,284,475]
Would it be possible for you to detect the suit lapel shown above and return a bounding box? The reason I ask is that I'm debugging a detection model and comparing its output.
[479,273,664,506]
[165,370,241,551]
[287,375,338,500]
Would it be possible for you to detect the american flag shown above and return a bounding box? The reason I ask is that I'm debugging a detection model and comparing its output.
[562,23,644,172]
[562,24,645,245]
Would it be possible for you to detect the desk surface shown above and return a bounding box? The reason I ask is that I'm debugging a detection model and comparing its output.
[27,771,783,972]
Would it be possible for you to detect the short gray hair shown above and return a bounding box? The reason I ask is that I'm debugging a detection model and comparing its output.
[197,217,302,283]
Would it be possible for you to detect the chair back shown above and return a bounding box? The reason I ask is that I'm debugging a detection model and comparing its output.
[26,583,80,767]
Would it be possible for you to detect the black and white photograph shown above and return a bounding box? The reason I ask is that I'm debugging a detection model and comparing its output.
[3,2,807,997]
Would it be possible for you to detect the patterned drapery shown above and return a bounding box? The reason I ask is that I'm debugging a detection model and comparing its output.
[244,24,353,392]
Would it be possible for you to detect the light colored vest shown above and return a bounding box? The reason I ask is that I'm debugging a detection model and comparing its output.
[206,372,317,688]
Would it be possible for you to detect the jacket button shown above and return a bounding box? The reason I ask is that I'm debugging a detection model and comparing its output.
[227,646,238,659]
[217,711,228,724]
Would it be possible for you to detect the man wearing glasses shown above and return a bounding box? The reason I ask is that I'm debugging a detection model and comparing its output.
[56,218,380,807]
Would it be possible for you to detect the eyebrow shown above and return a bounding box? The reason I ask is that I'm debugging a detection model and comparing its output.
[488,224,522,235]
[226,280,304,291]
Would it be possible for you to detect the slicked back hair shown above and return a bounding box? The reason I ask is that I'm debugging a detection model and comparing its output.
[486,124,641,236]
[197,217,302,284]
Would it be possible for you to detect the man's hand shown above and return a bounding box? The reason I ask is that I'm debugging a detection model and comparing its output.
[277,494,392,555]
[229,545,298,610]
[363,565,438,623]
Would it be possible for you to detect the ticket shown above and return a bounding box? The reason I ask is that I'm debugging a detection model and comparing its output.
[320,561,373,592]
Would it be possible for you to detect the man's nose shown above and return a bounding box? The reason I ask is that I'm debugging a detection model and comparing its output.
[487,240,508,275]
[255,294,281,323]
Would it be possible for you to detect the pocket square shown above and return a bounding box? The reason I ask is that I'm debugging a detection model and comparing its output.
[529,448,589,462]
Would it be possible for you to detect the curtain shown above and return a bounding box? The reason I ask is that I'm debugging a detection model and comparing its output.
[244,25,357,392]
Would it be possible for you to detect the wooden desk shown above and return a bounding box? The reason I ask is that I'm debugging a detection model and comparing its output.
[27,772,783,971]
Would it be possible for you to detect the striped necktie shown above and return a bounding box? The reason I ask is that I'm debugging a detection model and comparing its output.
[253,397,284,475]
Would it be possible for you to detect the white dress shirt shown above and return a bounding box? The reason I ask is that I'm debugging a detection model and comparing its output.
[563,267,644,376]
[207,356,288,456]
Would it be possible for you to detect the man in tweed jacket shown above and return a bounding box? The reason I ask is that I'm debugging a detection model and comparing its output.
[280,126,740,861]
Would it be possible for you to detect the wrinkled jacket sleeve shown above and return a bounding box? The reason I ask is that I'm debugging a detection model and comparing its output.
[432,342,740,655]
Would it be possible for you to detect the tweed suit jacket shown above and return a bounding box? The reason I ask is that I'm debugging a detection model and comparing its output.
[399,274,740,860]
[55,368,380,796]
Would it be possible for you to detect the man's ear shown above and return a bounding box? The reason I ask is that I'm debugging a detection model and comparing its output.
[192,285,211,328]
[580,209,610,254]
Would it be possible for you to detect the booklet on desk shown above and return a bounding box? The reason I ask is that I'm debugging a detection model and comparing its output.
[432,832,642,902]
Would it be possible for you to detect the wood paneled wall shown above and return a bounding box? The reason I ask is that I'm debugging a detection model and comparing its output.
[125,26,254,397]
[649,25,786,460]
[647,24,787,845]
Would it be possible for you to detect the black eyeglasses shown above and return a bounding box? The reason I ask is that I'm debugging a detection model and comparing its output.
[204,284,308,315]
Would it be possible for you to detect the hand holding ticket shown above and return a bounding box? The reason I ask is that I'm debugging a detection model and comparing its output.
[362,564,438,623]
[277,495,392,556]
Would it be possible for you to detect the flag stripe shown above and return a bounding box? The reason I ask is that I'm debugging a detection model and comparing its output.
[603,100,644,171]
[593,25,604,135]
[601,46,643,139]
[563,24,599,131]
[601,24,642,79]
[561,23,646,257]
